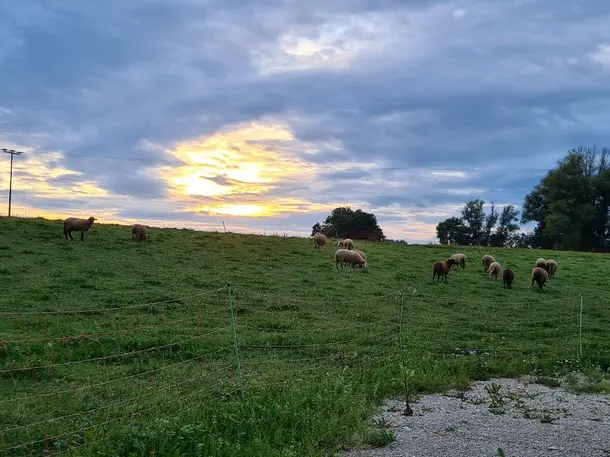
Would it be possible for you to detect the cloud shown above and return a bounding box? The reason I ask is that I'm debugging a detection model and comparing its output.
[1,0,609,241]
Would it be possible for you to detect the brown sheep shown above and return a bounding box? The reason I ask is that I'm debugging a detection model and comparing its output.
[502,268,515,289]
[312,232,328,249]
[335,249,367,269]
[432,258,458,282]
[338,238,354,250]
[546,259,558,277]
[487,261,502,280]
[63,216,96,241]
[482,254,496,271]
[536,258,547,269]
[450,253,467,269]
[131,224,148,242]
[531,267,548,290]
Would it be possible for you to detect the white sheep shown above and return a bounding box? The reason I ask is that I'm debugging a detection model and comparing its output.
[531,267,548,289]
[482,254,496,271]
[536,258,547,269]
[338,238,354,250]
[450,253,467,269]
[312,232,328,249]
[546,259,558,277]
[335,249,367,269]
[63,216,96,241]
[487,261,502,280]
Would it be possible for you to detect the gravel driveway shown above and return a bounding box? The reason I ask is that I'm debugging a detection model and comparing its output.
[343,377,610,457]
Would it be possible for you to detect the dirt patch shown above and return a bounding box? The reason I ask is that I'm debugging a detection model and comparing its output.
[344,377,610,457]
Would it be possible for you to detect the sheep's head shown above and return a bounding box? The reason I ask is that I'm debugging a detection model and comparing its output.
[446,258,458,266]
[88,217,96,222]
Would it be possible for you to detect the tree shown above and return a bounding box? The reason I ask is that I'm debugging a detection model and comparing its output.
[312,207,386,241]
[522,145,610,250]
[492,205,520,247]
[483,201,499,246]
[436,217,469,245]
[461,199,486,245]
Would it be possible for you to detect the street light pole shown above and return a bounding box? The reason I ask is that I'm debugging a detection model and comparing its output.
[2,148,24,217]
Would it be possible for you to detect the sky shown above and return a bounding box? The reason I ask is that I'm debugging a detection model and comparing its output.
[1,0,609,242]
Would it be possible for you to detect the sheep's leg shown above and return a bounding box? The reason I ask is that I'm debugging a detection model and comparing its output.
[80,231,85,241]
[68,230,74,241]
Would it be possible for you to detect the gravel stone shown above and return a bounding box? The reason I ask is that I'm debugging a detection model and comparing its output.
[343,377,610,457]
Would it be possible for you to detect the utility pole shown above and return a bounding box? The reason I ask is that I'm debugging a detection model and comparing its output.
[2,148,25,217]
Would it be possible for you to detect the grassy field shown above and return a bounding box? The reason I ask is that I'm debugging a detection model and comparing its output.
[0,216,609,457]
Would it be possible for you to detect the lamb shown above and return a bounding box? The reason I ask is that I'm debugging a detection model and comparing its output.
[482,254,496,271]
[335,249,367,269]
[63,216,96,241]
[338,238,354,250]
[546,259,558,277]
[312,232,328,249]
[450,253,467,269]
[487,261,502,280]
[536,258,547,269]
[131,223,148,242]
[502,268,515,289]
[531,266,548,290]
[432,258,458,282]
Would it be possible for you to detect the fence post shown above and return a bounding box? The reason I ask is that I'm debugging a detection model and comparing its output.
[227,283,245,397]
[579,295,584,358]
[398,290,405,354]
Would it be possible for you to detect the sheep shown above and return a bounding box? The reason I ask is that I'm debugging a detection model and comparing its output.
[338,238,354,250]
[63,216,96,241]
[354,249,367,261]
[432,258,458,282]
[487,261,502,280]
[312,232,328,249]
[546,259,558,277]
[502,268,515,289]
[536,258,547,269]
[531,266,548,290]
[131,223,148,242]
[335,249,367,269]
[450,253,467,269]
[482,254,496,271]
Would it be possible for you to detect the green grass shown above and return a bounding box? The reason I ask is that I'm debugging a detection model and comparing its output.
[0,216,609,457]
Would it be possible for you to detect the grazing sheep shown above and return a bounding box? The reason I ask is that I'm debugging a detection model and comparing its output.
[546,259,558,277]
[335,249,367,269]
[63,216,96,241]
[338,238,354,250]
[131,223,148,242]
[488,261,502,280]
[531,266,548,290]
[354,249,367,261]
[536,258,547,269]
[450,253,467,269]
[432,258,458,283]
[312,232,328,249]
[482,255,496,271]
[502,268,515,289]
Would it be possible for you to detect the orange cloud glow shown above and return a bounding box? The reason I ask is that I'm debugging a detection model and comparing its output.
[155,119,326,217]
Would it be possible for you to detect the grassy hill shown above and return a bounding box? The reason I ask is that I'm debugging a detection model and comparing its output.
[0,216,608,456]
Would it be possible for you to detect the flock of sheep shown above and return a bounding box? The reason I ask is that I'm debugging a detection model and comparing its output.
[65,219,557,291]
[311,232,368,269]
[433,253,558,290]
[312,231,558,290]
[62,216,148,242]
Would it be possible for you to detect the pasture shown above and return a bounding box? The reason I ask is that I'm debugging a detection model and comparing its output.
[0,216,609,457]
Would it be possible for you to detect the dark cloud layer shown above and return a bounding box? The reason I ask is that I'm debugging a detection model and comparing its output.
[1,0,610,239]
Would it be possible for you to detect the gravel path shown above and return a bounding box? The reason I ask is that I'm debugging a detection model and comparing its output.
[343,377,610,457]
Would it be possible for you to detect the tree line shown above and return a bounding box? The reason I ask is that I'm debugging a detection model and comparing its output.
[436,145,610,251]
[311,207,386,241]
